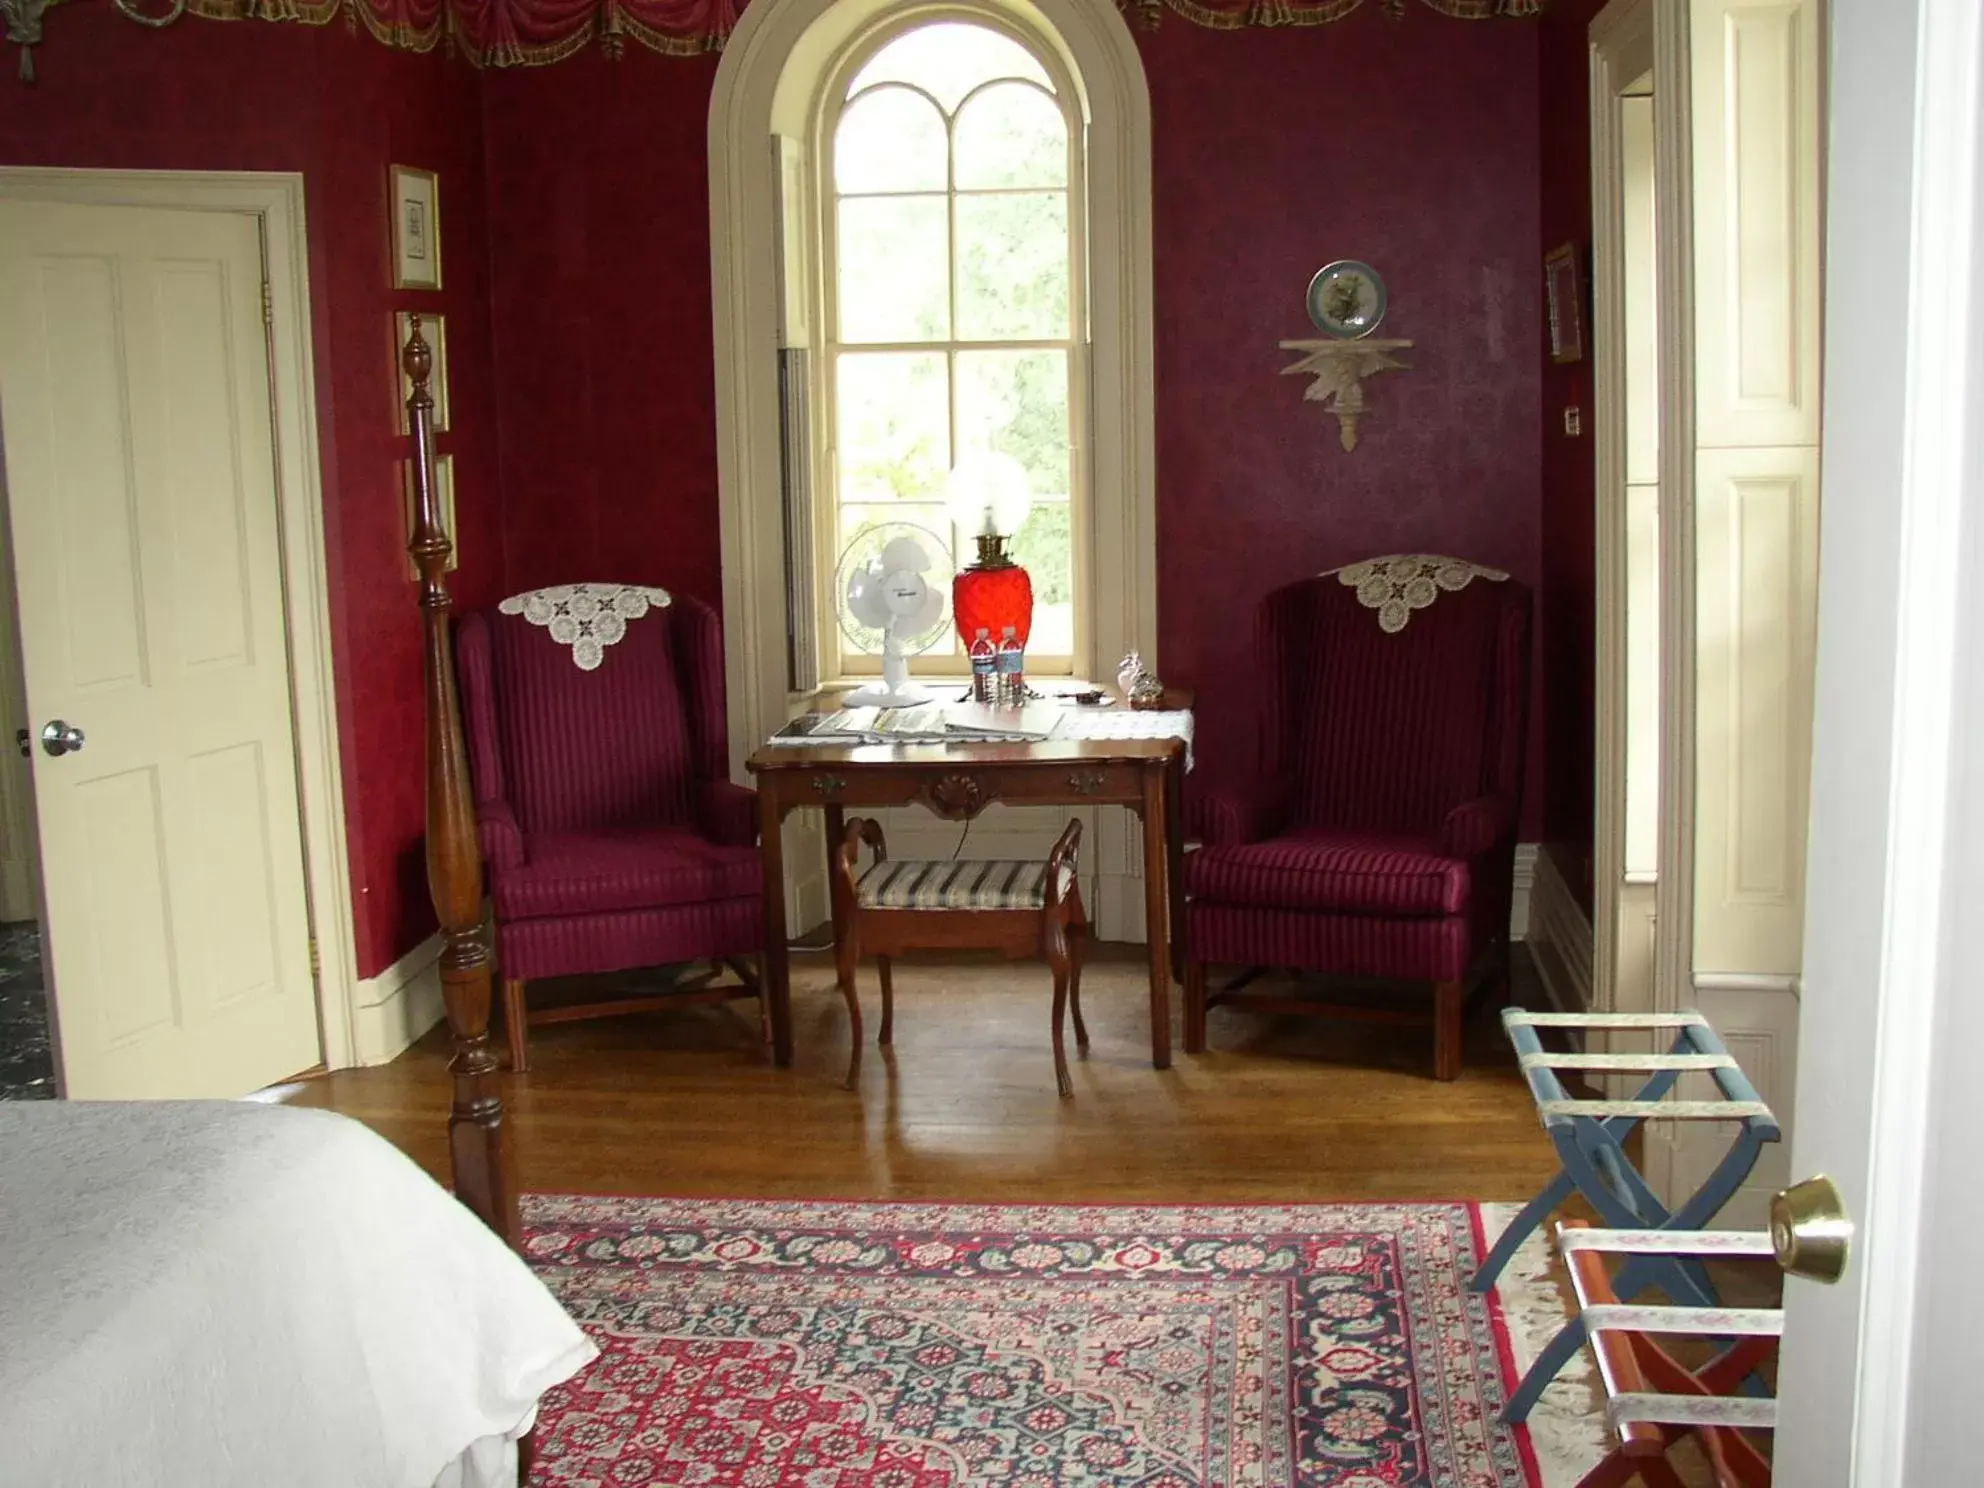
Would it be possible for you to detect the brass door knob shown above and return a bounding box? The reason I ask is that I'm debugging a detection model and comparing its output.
[1770,1174,1852,1284]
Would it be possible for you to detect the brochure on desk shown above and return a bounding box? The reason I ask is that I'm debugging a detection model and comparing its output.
[770,701,1064,746]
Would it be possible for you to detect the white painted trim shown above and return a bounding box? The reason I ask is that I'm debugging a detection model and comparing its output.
[1647,0,1700,1210]
[0,169,358,1071]
[1590,0,1657,1034]
[1692,970,1801,998]
[1508,841,1540,941]
[1523,845,1596,1020]
[709,0,1156,940]
[350,931,445,1066]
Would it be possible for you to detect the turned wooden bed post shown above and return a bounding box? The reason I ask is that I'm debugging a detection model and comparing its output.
[402,317,522,1249]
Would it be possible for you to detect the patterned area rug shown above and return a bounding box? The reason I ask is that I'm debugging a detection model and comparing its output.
[523,1195,1602,1487]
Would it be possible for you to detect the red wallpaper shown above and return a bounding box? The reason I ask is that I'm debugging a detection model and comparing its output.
[476,14,1549,832]
[1536,0,1608,911]
[4,7,1555,974]
[0,6,506,976]
[478,54,727,609]
[1137,19,1543,826]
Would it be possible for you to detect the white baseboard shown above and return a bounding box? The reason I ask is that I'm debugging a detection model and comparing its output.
[1523,845,1595,1017]
[350,931,446,1066]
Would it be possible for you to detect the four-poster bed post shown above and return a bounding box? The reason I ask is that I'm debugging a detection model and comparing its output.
[402,317,521,1249]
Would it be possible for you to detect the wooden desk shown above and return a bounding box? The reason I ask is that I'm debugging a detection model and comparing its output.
[746,736,1188,1072]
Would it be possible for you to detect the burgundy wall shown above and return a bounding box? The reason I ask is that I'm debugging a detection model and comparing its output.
[479,54,726,609]
[1537,0,1607,911]
[479,12,1549,832]
[4,6,1555,974]
[1139,19,1543,824]
[0,7,508,977]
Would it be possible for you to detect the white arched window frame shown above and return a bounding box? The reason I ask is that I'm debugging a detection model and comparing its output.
[711,0,1156,938]
[812,14,1091,679]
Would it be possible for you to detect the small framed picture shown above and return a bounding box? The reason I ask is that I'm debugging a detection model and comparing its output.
[394,312,449,433]
[403,452,458,578]
[1544,242,1585,364]
[390,165,442,291]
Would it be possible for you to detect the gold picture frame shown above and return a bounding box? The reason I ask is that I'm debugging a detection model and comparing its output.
[394,312,449,433]
[390,165,442,290]
[403,452,458,578]
[1544,242,1585,364]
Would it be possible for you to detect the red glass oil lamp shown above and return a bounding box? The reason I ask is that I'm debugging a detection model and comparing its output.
[945,453,1034,650]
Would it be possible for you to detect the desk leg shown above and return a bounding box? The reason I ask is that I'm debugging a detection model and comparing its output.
[758,786,794,1068]
[823,803,847,946]
[1141,763,1173,1070]
[1165,752,1186,981]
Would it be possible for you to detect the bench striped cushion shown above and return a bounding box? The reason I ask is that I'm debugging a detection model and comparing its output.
[857,859,1052,911]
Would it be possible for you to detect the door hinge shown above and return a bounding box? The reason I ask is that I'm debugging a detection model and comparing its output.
[261,280,273,327]
[308,936,319,978]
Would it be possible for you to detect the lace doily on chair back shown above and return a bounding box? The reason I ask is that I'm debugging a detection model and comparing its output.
[497,583,672,670]
[1325,555,1509,634]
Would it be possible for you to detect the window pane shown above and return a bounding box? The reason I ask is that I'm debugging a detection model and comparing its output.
[954,83,1067,190]
[955,192,1069,340]
[836,86,947,193]
[955,349,1070,499]
[1008,497,1074,658]
[837,197,949,342]
[849,22,1052,111]
[836,352,950,508]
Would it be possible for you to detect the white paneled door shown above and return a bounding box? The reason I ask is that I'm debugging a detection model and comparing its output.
[0,199,320,1098]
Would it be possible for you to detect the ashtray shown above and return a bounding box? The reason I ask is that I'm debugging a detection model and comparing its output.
[1069,688,1106,706]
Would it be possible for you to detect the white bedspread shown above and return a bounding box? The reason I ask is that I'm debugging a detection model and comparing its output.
[0,1100,597,1488]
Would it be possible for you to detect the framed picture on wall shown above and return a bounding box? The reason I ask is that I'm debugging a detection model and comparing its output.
[403,453,458,579]
[390,165,442,290]
[394,312,450,433]
[1544,242,1585,363]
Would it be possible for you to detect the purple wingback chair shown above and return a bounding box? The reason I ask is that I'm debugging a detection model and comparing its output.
[455,585,763,1072]
[1183,558,1532,1080]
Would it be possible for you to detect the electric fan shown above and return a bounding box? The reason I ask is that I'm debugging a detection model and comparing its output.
[834,522,956,707]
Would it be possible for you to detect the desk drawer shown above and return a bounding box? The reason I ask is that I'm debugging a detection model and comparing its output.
[784,760,1147,817]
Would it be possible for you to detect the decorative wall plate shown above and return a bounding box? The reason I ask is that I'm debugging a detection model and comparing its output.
[1306,260,1388,339]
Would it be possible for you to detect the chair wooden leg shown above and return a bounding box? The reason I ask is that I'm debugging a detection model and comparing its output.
[877,955,895,1046]
[1068,915,1089,1052]
[1184,960,1208,1054]
[1433,978,1464,1082]
[835,928,863,1090]
[1049,959,1074,1099]
[503,978,530,1074]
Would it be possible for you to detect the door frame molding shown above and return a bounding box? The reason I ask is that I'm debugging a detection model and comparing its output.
[0,167,356,1072]
[1589,0,1655,1039]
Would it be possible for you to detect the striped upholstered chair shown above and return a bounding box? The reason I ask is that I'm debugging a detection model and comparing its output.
[829,816,1088,1095]
[1183,557,1532,1081]
[455,584,764,1072]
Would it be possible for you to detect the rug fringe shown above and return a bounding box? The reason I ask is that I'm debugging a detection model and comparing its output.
[1480,1201,1609,1488]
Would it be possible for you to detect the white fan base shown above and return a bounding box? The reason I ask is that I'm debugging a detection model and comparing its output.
[840,680,936,708]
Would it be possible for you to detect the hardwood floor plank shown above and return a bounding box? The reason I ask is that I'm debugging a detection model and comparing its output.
[291,946,1566,1205]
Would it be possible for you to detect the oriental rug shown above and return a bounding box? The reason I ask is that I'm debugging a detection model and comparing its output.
[521,1196,1602,1488]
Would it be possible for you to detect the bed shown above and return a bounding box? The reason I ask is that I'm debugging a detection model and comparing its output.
[0,1099,595,1487]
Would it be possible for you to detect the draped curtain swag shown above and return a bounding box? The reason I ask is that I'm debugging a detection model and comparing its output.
[43,0,1539,74]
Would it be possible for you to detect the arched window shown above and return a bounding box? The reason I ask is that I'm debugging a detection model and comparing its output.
[816,17,1086,675]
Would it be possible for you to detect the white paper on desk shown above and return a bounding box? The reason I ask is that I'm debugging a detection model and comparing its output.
[944,701,1060,739]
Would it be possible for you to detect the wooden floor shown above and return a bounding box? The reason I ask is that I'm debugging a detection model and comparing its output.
[290,944,1565,1204]
[292,947,1766,1486]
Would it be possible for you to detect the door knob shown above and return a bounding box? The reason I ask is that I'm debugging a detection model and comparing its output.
[1770,1174,1852,1284]
[39,720,85,757]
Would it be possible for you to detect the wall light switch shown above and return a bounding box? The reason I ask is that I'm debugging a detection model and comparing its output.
[1563,406,1583,437]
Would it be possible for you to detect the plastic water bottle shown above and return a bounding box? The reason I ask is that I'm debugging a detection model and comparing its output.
[969,628,997,702]
[995,626,1024,705]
